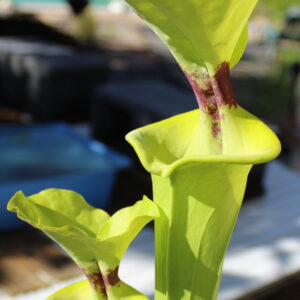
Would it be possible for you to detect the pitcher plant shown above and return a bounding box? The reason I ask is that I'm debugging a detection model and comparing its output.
[7,0,281,300]
[124,0,280,299]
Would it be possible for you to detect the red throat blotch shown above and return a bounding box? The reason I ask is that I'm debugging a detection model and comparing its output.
[185,62,237,138]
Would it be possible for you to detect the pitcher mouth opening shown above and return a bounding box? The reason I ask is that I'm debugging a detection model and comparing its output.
[126,108,281,177]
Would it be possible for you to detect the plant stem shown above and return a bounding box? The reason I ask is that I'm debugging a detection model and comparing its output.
[184,62,237,153]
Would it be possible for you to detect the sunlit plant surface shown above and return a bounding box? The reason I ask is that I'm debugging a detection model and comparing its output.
[124,1,280,298]
[8,190,159,300]
[7,0,281,300]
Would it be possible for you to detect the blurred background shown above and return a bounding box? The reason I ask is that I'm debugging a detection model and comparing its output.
[0,0,299,299]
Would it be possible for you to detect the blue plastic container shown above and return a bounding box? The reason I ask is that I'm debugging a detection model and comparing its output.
[0,124,131,230]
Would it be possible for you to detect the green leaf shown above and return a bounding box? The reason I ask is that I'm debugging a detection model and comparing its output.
[47,281,95,300]
[126,107,281,177]
[126,107,281,300]
[47,280,149,300]
[123,0,257,73]
[7,189,159,300]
